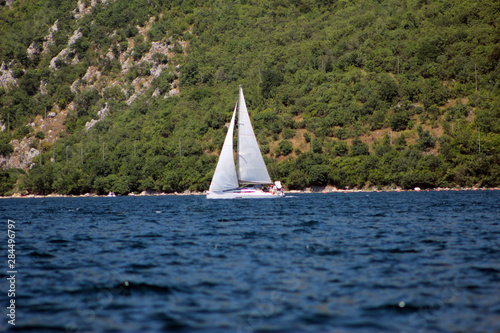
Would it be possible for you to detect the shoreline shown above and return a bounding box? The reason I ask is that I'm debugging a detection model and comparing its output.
[2,186,500,199]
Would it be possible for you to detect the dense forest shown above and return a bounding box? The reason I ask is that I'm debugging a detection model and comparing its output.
[0,0,499,195]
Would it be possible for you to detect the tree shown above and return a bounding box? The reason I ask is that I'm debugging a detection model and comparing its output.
[309,164,330,186]
[260,68,284,99]
[275,140,293,157]
[332,140,349,157]
[377,74,399,103]
[24,164,54,195]
[416,126,436,151]
[0,135,14,157]
[35,131,45,140]
[390,111,409,131]
[350,138,369,156]
[287,169,307,189]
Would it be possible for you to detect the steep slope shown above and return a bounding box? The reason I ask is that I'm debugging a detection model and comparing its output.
[1,0,185,171]
[0,0,499,195]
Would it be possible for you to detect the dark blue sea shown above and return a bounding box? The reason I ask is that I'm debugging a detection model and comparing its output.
[1,191,500,333]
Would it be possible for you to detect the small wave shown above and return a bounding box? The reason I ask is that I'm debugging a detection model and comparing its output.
[292,228,311,233]
[473,266,500,274]
[362,302,422,314]
[118,281,173,294]
[130,241,147,249]
[29,251,55,258]
[381,248,419,253]
[196,280,219,288]
[306,244,342,256]
[150,312,191,331]
[300,312,332,324]
[345,319,393,330]
[298,220,320,227]
[48,238,69,244]
[24,301,68,313]
[10,324,68,332]
[317,248,343,256]
[144,219,161,224]
[73,235,92,241]
[243,231,262,239]
[135,233,162,238]
[129,263,157,270]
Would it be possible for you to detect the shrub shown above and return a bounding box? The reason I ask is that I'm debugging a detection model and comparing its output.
[14,126,32,139]
[0,138,14,156]
[275,140,293,157]
[35,131,45,140]
[282,127,296,139]
[350,138,370,156]
[309,164,330,186]
[287,169,307,189]
[416,126,436,151]
[332,141,349,157]
[390,111,409,131]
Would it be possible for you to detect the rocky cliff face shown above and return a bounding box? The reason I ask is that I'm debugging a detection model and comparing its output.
[0,1,187,171]
[0,62,17,90]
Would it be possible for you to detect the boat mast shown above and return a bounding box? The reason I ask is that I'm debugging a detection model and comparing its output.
[236,86,241,185]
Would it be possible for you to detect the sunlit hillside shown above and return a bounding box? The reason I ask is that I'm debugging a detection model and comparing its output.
[0,0,499,195]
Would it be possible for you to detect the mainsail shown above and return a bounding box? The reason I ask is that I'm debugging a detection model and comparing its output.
[208,86,272,194]
[237,86,272,184]
[208,103,239,192]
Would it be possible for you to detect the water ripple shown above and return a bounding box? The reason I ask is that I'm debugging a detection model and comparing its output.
[0,192,499,332]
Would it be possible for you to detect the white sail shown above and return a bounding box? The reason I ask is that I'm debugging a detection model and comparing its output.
[208,103,239,192]
[237,86,272,184]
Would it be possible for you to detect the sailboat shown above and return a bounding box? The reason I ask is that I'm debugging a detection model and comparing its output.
[207,86,284,199]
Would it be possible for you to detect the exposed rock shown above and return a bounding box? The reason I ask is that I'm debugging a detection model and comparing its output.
[49,48,75,69]
[71,54,80,65]
[68,28,83,45]
[1,104,69,170]
[121,57,132,73]
[97,103,110,118]
[27,42,40,60]
[84,103,109,132]
[2,137,39,170]
[71,79,80,93]
[126,90,143,105]
[28,147,40,160]
[73,0,113,19]
[39,80,48,95]
[0,5,192,175]
[152,88,160,98]
[168,87,180,97]
[106,49,115,60]
[0,62,17,90]
[84,119,99,132]
[72,0,87,18]
[43,20,59,54]
[82,66,102,83]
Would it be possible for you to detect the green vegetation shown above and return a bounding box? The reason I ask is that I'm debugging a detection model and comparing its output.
[0,0,499,195]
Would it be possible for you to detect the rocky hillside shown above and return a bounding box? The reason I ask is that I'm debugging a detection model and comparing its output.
[1,0,499,195]
[1,0,185,171]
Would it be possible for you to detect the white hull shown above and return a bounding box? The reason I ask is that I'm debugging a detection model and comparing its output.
[207,188,284,199]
